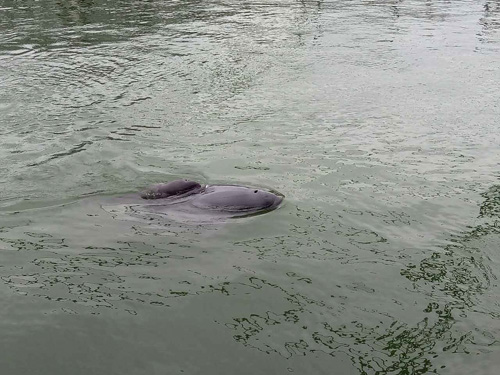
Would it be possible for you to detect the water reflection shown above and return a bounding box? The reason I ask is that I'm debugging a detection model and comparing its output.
[1,184,498,372]
[223,185,500,373]
[221,282,467,373]
[0,0,165,49]
[480,1,500,47]
[55,0,95,26]
[402,185,499,308]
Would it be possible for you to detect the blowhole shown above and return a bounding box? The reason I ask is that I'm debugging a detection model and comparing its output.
[254,190,258,193]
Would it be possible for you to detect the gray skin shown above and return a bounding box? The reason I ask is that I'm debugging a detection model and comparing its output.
[141,180,203,199]
[139,179,283,218]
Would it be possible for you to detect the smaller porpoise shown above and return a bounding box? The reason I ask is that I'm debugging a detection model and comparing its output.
[141,180,204,199]
[140,179,283,217]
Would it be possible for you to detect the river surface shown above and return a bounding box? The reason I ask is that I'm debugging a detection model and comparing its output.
[1,1,499,374]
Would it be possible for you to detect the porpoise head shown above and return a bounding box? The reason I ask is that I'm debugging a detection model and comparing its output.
[192,186,283,212]
[141,179,203,199]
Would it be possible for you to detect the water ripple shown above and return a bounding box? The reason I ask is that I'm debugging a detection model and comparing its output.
[1,0,500,373]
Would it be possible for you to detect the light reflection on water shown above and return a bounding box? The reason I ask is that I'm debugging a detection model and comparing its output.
[0,0,499,374]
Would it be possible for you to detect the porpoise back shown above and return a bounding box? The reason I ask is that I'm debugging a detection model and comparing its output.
[141,179,202,199]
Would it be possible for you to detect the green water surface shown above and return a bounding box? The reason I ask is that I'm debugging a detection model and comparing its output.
[0,1,499,374]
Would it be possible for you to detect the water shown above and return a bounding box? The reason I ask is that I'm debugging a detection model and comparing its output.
[1,0,499,374]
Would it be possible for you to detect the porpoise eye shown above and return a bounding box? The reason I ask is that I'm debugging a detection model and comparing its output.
[254,190,258,193]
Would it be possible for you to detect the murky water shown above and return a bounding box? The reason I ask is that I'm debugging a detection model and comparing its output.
[1,0,499,374]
